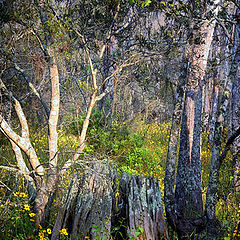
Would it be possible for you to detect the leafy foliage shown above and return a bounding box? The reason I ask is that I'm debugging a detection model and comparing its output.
[0,113,240,239]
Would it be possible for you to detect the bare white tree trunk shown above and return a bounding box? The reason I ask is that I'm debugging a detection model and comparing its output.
[34,52,61,226]
[0,79,44,177]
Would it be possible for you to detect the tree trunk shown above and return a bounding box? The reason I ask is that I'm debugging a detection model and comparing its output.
[164,57,188,219]
[51,160,168,240]
[119,173,168,240]
[175,0,219,221]
[208,29,231,146]
[205,9,240,238]
[164,1,220,238]
[230,14,240,192]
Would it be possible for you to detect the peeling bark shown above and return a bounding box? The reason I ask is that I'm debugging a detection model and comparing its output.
[175,0,220,223]
[164,1,220,238]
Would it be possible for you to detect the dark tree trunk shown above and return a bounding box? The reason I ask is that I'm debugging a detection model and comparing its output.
[51,161,168,240]
[230,17,240,192]
[175,85,203,219]
[164,1,220,239]
[205,9,240,239]
[164,57,188,220]
[208,30,231,146]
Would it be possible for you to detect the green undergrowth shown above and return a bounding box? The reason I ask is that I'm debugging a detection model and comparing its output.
[0,111,239,239]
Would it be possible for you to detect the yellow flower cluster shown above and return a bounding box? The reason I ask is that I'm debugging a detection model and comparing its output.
[14,192,28,198]
[232,229,240,238]
[229,224,240,238]
[38,228,51,240]
[60,228,68,235]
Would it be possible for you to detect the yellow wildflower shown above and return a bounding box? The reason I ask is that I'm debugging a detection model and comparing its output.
[14,192,20,197]
[60,228,68,235]
[24,204,30,211]
[29,213,36,217]
[47,228,52,234]
[19,192,28,198]
[116,191,120,198]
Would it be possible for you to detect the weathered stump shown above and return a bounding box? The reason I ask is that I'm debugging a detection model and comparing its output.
[51,161,168,240]
[117,173,168,239]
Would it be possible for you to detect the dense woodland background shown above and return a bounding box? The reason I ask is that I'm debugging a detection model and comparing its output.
[0,0,239,239]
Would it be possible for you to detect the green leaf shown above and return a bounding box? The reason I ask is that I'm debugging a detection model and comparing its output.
[141,0,151,8]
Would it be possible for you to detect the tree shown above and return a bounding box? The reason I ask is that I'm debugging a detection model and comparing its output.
[164,0,240,239]
[0,0,154,231]
[230,5,240,192]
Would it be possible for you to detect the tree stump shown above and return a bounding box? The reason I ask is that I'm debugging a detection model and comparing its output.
[117,173,168,239]
[51,160,168,240]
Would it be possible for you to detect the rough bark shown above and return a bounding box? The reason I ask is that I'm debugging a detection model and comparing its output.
[164,1,220,238]
[52,160,115,240]
[205,16,240,237]
[230,16,240,192]
[51,161,168,240]
[205,79,231,217]
[164,58,189,218]
[119,173,168,240]
[208,84,219,146]
[208,31,231,146]
[206,29,220,141]
[175,0,220,221]
[206,9,240,217]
